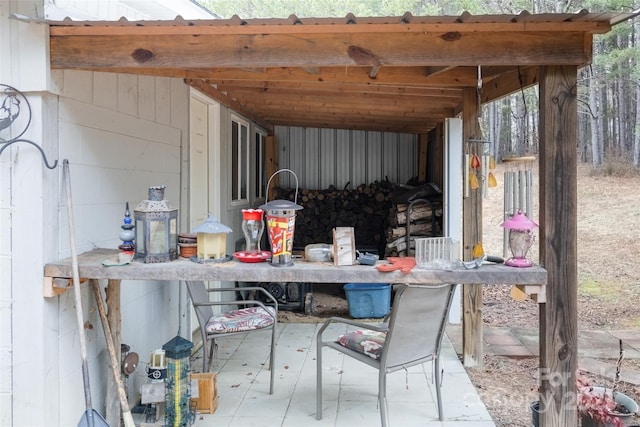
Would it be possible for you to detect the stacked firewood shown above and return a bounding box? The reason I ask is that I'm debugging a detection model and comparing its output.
[272,181,395,254]
[384,183,443,258]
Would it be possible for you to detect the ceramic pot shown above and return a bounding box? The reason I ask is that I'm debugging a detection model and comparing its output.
[581,388,639,427]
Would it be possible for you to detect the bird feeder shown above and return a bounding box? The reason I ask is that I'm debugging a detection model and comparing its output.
[163,335,194,427]
[260,169,303,267]
[191,214,232,261]
[134,186,178,263]
[501,210,538,268]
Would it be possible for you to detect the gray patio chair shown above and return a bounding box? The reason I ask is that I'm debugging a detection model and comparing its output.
[185,280,278,394]
[316,283,456,426]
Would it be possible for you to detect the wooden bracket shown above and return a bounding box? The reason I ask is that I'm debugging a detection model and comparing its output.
[43,276,87,298]
[510,284,546,304]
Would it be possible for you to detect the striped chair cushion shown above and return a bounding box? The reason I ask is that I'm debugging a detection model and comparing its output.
[337,330,386,360]
[206,306,276,334]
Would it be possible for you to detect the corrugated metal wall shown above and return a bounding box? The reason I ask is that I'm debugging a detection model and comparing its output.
[275,126,418,190]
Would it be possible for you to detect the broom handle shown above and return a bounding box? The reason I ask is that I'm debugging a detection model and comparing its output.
[63,160,93,411]
[91,280,136,427]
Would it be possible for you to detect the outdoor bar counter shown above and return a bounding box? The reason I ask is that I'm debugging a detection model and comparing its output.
[44,248,547,286]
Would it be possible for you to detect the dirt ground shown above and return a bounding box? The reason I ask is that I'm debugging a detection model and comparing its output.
[278,163,640,426]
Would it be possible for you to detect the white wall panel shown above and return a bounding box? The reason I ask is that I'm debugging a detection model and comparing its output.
[367,131,383,183]
[336,129,351,187]
[138,76,156,121]
[304,128,320,189]
[351,130,367,189]
[117,74,139,117]
[276,126,418,190]
[319,128,336,189]
[382,133,399,182]
[93,72,118,110]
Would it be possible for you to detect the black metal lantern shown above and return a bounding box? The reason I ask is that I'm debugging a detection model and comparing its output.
[134,186,178,263]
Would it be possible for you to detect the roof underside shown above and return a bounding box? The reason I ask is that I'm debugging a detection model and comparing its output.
[44,10,638,134]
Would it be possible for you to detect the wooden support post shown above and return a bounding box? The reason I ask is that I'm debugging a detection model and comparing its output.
[105,279,123,427]
[266,135,279,200]
[461,88,483,367]
[539,65,578,427]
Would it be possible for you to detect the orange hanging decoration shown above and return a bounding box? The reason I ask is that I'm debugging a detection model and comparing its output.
[471,154,481,169]
[488,172,498,188]
[472,243,485,258]
[469,170,480,190]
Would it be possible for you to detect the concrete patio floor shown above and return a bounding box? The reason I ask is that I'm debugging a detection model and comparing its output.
[190,322,495,427]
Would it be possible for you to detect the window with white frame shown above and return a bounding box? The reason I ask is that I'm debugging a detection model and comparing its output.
[254,130,267,199]
[231,116,249,203]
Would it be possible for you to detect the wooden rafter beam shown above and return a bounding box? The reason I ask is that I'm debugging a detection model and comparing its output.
[212,81,463,98]
[188,66,483,87]
[50,32,591,71]
[480,66,540,104]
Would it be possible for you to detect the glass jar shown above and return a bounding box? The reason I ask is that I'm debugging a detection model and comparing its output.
[241,209,264,253]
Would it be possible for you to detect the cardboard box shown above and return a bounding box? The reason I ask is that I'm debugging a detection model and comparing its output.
[191,372,218,414]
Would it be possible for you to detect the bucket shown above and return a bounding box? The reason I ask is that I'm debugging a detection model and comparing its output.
[260,169,303,267]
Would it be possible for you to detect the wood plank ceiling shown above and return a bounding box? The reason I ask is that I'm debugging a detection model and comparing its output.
[45,11,635,134]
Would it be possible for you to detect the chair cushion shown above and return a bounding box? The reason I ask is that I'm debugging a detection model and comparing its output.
[337,330,386,360]
[206,306,276,334]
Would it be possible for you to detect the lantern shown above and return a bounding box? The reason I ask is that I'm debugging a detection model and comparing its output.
[134,186,178,263]
[191,214,232,260]
[501,210,538,268]
[163,335,194,427]
[260,169,303,267]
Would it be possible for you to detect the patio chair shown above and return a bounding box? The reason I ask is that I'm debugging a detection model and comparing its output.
[185,280,278,394]
[316,283,456,426]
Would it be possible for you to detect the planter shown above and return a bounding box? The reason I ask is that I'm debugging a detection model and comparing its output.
[531,401,540,427]
[581,387,639,427]
[532,395,639,427]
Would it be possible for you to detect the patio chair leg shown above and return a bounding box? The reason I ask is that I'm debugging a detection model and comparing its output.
[435,356,443,421]
[269,327,276,395]
[316,339,323,419]
[379,370,389,427]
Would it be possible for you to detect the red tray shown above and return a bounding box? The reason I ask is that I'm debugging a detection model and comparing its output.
[233,251,271,263]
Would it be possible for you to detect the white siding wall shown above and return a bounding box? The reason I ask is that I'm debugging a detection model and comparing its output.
[0,66,190,427]
[52,71,190,426]
[0,1,208,426]
[275,126,418,190]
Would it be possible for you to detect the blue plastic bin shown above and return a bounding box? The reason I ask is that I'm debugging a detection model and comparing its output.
[343,283,391,318]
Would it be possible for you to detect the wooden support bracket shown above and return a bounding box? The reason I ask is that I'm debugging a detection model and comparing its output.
[510,284,546,303]
[43,277,86,297]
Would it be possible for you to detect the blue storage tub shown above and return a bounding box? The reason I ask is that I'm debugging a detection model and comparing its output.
[343,283,391,318]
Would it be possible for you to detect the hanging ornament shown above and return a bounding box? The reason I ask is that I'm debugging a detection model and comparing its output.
[472,242,485,258]
[469,170,480,190]
[489,156,496,170]
[471,154,481,169]
[488,172,498,188]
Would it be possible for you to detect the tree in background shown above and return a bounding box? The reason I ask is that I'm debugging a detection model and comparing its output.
[200,0,640,170]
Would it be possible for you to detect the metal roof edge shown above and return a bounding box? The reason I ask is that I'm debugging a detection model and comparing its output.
[14,10,638,28]
[609,8,640,26]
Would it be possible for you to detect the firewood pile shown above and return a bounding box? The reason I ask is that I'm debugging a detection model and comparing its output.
[272,181,395,255]
[384,183,443,258]
[272,181,443,259]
